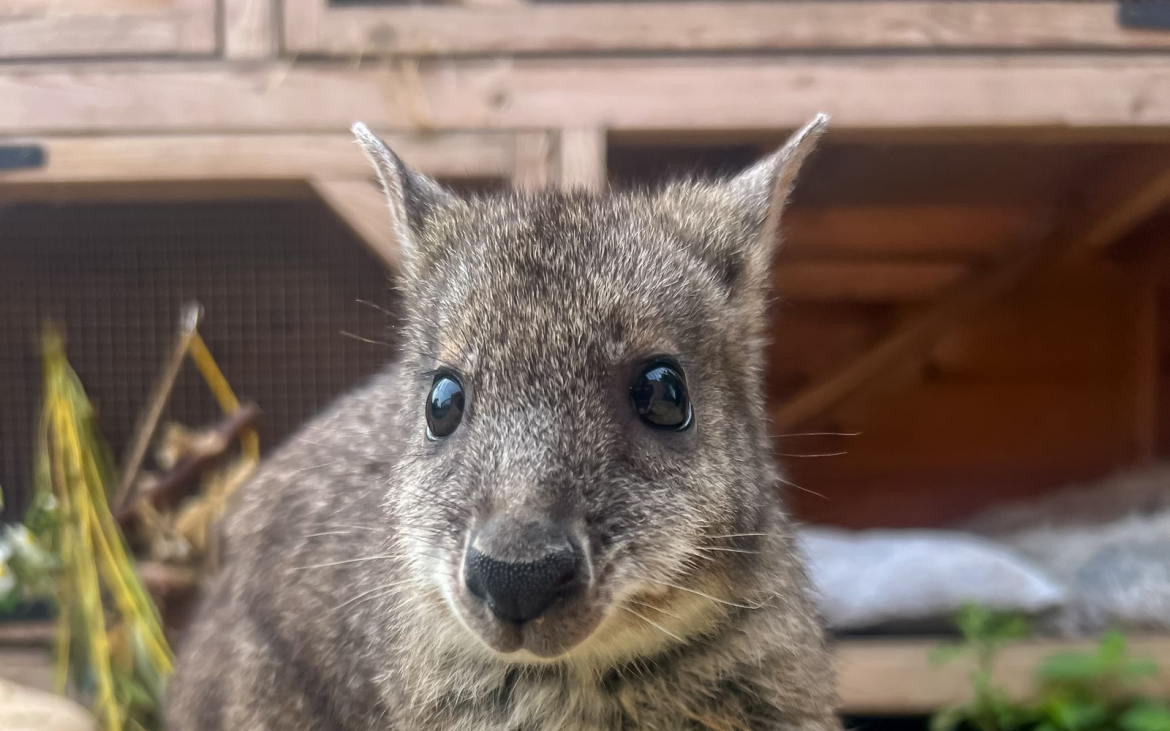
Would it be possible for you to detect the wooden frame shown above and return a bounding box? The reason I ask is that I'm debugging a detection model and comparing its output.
[4,56,1170,137]
[0,0,216,59]
[283,1,1170,57]
[772,150,1170,431]
[0,133,515,184]
[6,630,1170,713]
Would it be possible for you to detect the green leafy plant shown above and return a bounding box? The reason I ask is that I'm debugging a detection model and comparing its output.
[932,606,1170,731]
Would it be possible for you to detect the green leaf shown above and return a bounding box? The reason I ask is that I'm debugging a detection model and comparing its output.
[1119,657,1160,682]
[932,644,966,666]
[1098,631,1128,664]
[1037,652,1107,683]
[1121,702,1170,731]
[931,705,965,731]
[1054,699,1108,731]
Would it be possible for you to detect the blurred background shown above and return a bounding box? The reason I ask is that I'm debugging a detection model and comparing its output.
[2,1,1170,729]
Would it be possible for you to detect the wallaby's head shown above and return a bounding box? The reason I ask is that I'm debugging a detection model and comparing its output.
[353,117,826,667]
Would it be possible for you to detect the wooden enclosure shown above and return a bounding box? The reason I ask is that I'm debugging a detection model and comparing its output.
[3,0,1170,714]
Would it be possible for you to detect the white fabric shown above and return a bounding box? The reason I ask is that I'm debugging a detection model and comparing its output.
[799,527,1066,630]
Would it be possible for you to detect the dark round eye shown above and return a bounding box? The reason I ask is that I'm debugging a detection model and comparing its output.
[630,360,692,430]
[426,372,465,439]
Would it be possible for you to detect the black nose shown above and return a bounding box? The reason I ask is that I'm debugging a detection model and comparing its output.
[465,517,580,624]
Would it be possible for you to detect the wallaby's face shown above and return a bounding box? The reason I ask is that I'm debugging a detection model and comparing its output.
[355,119,825,666]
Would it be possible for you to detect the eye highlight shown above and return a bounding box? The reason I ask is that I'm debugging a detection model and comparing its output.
[630,360,693,431]
[426,371,466,439]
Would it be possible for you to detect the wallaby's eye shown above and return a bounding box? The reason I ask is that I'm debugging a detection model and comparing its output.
[426,372,465,439]
[630,360,692,431]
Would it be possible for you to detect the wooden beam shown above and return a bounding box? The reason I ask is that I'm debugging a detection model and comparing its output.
[0,0,215,58]
[783,204,1044,259]
[777,262,967,302]
[224,0,276,60]
[835,636,1170,714]
[0,133,515,184]
[284,2,1170,56]
[557,128,607,191]
[512,131,554,191]
[309,178,399,270]
[4,57,1170,136]
[772,151,1170,430]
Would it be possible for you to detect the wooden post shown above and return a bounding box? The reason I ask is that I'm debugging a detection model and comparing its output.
[557,128,607,191]
[310,178,400,271]
[513,131,555,191]
[224,0,277,60]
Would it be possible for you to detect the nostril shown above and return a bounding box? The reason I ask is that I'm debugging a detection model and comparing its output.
[463,519,582,625]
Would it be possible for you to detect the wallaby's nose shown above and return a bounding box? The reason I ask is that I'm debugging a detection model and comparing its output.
[464,517,580,625]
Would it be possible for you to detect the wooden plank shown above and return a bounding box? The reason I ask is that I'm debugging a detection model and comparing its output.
[0,179,314,202]
[4,57,1170,135]
[0,649,55,693]
[513,131,554,191]
[772,150,1170,430]
[310,178,400,270]
[835,636,1170,714]
[223,0,275,59]
[783,204,1045,259]
[0,0,215,58]
[777,262,967,302]
[558,128,607,191]
[0,133,515,184]
[0,0,170,10]
[284,2,1170,56]
[1129,273,1160,463]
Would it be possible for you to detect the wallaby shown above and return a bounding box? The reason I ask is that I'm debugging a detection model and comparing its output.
[166,114,840,731]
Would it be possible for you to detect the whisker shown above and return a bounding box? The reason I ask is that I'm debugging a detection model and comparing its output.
[619,605,684,644]
[775,432,860,438]
[637,577,767,611]
[694,546,760,555]
[340,330,393,347]
[626,599,683,622]
[774,451,848,459]
[706,533,771,540]
[330,580,414,613]
[356,298,397,319]
[776,475,828,501]
[291,553,400,571]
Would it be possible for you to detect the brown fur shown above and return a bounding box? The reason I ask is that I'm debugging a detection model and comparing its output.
[166,116,839,731]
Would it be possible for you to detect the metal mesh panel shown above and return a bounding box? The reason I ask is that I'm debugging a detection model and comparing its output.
[0,200,400,520]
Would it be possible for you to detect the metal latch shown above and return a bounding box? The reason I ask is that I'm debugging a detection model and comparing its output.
[1119,1,1170,30]
[0,145,45,172]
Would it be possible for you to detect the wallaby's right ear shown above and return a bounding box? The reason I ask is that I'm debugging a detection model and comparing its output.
[352,122,451,275]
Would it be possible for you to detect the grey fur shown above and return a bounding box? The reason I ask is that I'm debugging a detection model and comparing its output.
[167,115,839,731]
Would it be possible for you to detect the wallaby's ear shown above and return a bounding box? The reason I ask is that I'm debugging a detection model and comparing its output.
[727,113,828,287]
[352,122,452,275]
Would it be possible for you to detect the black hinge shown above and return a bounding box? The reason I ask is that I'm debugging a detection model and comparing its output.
[1119,1,1170,30]
[0,144,45,172]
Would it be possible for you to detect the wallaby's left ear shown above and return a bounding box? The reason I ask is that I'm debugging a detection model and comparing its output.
[352,121,452,277]
[729,113,828,283]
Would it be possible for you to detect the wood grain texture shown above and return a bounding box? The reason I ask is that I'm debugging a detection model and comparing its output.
[557,128,607,191]
[0,133,515,183]
[835,636,1170,714]
[783,204,1044,259]
[0,0,215,58]
[512,131,554,191]
[310,178,400,270]
[777,262,968,302]
[282,2,1170,56]
[3,57,1170,135]
[771,150,1170,431]
[223,0,275,59]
